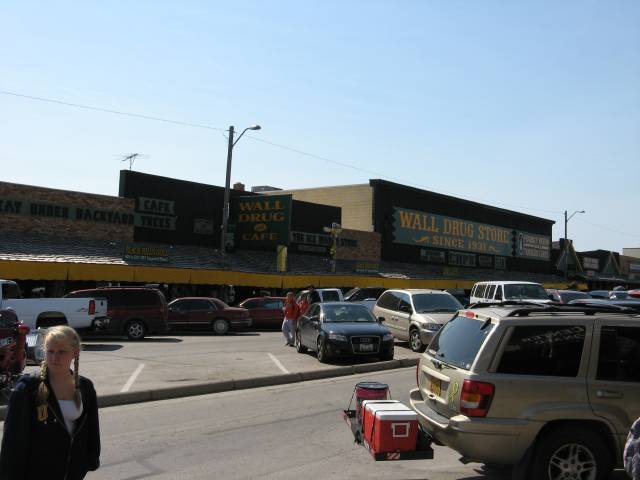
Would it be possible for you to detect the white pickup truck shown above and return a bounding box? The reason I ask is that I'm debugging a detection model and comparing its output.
[0,279,106,332]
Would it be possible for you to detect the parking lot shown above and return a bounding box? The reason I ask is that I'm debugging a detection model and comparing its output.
[23,331,421,397]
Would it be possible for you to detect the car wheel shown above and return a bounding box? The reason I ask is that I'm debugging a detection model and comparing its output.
[296,329,307,353]
[530,426,611,480]
[212,318,230,335]
[382,350,394,361]
[317,337,329,363]
[126,319,147,340]
[409,328,425,352]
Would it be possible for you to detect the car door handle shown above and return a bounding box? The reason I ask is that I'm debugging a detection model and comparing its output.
[596,390,623,399]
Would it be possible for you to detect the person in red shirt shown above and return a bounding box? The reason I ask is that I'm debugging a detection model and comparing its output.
[282,291,300,347]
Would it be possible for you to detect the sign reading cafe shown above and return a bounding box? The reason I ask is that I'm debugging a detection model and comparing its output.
[393,207,513,256]
[232,194,292,247]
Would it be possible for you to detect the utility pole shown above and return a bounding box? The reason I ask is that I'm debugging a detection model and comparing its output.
[220,126,235,258]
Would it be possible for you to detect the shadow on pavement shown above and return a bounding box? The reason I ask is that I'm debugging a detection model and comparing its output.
[81,343,123,352]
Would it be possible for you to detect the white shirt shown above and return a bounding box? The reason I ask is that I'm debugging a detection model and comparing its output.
[57,399,83,433]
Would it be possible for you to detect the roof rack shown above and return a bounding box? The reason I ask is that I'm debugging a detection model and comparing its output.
[506,303,635,317]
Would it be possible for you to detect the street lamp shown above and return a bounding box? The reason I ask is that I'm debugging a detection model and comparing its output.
[220,124,261,258]
[563,209,585,279]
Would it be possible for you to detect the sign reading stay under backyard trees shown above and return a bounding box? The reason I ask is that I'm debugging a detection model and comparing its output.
[232,194,292,247]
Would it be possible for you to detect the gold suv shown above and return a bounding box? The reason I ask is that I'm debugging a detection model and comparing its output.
[409,304,640,480]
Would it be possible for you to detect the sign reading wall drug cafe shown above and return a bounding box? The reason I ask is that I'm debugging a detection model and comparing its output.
[232,194,292,247]
[393,207,512,256]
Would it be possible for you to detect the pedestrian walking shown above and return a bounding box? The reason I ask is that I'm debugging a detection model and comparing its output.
[625,417,640,479]
[282,291,300,346]
[307,284,321,304]
[0,325,101,480]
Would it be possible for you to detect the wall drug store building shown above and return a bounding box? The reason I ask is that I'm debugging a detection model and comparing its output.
[266,179,569,286]
[0,174,569,300]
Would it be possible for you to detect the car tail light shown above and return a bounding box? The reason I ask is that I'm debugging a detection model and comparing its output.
[460,380,494,417]
[17,324,30,335]
[89,300,96,315]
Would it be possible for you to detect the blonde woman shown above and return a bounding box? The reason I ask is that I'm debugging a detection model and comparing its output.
[0,325,100,480]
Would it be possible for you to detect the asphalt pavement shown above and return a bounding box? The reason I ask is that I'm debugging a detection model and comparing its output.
[55,368,507,480]
[9,331,421,410]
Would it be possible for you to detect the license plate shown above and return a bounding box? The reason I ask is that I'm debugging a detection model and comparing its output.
[359,343,374,352]
[429,377,441,397]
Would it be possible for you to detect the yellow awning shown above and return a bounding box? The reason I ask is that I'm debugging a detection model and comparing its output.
[0,259,581,291]
[0,260,68,280]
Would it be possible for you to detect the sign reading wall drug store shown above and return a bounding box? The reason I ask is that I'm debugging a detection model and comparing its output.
[232,194,292,247]
[392,207,512,256]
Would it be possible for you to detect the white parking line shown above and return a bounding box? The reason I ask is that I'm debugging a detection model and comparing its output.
[121,363,145,392]
[267,353,289,374]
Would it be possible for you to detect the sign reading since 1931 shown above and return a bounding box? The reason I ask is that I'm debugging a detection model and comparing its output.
[232,195,292,247]
[393,207,512,256]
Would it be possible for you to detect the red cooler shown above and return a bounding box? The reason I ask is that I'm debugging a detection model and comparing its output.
[354,382,389,420]
[362,400,418,453]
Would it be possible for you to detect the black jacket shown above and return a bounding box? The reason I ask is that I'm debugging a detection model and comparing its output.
[0,374,100,480]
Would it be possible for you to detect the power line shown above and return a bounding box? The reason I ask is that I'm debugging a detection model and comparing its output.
[0,88,566,216]
[575,217,640,240]
[0,90,225,132]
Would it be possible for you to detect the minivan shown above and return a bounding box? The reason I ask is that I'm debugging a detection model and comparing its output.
[65,287,168,340]
[469,281,550,305]
[372,289,462,352]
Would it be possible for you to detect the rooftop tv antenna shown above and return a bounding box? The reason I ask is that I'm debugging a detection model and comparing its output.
[120,153,149,170]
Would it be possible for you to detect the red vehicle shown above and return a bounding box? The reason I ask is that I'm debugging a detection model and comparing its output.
[168,297,251,334]
[0,309,29,393]
[629,289,640,298]
[237,297,285,329]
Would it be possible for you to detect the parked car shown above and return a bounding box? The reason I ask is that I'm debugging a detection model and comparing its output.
[236,297,284,329]
[295,302,394,363]
[294,288,344,303]
[444,288,469,307]
[470,281,550,305]
[65,287,168,340]
[168,297,251,334]
[372,289,462,352]
[1,279,104,333]
[546,289,592,303]
[629,289,640,298]
[610,290,630,300]
[569,298,640,313]
[344,287,386,311]
[409,303,640,479]
[589,290,612,299]
[0,308,29,390]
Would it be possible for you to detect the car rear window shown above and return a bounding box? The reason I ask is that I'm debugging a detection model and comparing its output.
[322,290,342,302]
[427,315,493,370]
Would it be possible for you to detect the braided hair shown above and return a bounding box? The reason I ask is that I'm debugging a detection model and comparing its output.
[36,326,82,422]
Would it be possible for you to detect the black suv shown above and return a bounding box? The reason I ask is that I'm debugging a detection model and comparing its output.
[65,287,168,340]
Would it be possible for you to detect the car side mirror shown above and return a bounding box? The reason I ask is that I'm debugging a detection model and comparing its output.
[378,316,385,322]
[399,304,412,314]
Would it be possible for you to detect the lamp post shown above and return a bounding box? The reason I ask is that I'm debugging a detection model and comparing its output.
[563,209,585,279]
[220,124,261,258]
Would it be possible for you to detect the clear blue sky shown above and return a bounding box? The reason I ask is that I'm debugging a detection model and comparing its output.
[1,1,639,252]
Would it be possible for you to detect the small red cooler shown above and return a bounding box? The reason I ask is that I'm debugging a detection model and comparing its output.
[354,382,390,420]
[362,400,418,453]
